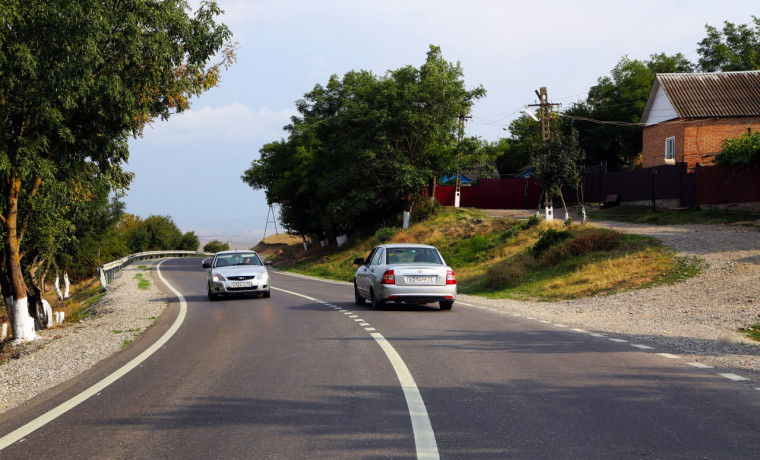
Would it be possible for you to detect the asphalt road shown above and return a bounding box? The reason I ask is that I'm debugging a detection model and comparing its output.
[2,257,760,459]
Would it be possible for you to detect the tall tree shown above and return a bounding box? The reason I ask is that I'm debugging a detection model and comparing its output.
[0,0,232,343]
[243,45,489,237]
[698,16,760,71]
[561,54,693,170]
[530,129,585,219]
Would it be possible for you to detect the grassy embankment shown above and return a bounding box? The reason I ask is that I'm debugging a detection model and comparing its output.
[257,207,708,302]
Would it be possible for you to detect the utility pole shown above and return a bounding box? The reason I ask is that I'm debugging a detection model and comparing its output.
[454,112,471,208]
[527,87,560,141]
[262,203,279,241]
[527,87,560,221]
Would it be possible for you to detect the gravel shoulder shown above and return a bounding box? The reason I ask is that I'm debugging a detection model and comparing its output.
[0,263,166,414]
[2,220,760,415]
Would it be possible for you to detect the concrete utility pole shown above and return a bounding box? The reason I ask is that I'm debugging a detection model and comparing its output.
[527,87,560,221]
[454,112,471,208]
[527,87,560,141]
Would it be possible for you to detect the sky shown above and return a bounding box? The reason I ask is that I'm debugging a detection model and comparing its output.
[125,0,757,248]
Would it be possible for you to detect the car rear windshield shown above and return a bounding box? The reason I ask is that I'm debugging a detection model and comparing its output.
[214,253,263,267]
[386,247,442,265]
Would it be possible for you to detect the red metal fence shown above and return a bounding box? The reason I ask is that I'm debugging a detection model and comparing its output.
[430,164,759,210]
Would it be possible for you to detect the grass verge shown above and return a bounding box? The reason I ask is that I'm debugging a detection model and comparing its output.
[262,208,701,302]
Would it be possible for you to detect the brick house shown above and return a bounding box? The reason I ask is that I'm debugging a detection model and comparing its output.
[640,71,760,172]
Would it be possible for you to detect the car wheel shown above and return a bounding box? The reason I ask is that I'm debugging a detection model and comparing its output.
[370,289,383,309]
[354,283,366,305]
[207,286,217,301]
[263,290,271,298]
[440,300,454,311]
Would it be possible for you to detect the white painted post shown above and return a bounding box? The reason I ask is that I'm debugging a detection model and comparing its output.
[545,205,554,222]
[403,211,410,229]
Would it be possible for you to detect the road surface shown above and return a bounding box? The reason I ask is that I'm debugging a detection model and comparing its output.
[1,257,759,458]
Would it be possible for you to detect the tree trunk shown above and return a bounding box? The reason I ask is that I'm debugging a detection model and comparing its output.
[4,176,35,343]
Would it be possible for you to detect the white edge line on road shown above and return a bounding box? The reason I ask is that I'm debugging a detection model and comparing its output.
[370,332,439,460]
[272,285,439,460]
[0,260,187,451]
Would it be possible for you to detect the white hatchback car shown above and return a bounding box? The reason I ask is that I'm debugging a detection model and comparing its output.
[353,244,456,310]
[203,250,271,300]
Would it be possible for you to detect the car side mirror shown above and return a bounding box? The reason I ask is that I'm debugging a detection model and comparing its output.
[264,260,272,265]
[353,257,365,265]
[202,260,211,268]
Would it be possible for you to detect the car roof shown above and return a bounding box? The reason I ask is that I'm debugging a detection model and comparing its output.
[215,250,259,255]
[378,244,436,249]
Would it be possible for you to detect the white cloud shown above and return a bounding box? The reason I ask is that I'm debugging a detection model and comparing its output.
[137,103,295,145]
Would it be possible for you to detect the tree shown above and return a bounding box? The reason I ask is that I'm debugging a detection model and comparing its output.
[530,129,585,220]
[203,240,230,253]
[494,110,562,175]
[0,0,233,343]
[698,16,760,71]
[561,54,693,171]
[243,45,490,238]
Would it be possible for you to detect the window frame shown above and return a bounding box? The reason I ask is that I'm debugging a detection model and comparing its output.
[664,136,676,161]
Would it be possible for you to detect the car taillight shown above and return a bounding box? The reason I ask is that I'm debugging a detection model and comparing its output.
[446,270,456,285]
[381,269,396,285]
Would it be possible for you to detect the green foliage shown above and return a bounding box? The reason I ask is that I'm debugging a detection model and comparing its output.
[738,323,760,342]
[133,273,150,290]
[714,130,760,166]
[0,0,232,311]
[561,54,693,171]
[374,227,397,244]
[698,16,760,71]
[242,45,490,237]
[530,228,572,258]
[203,240,230,253]
[494,111,562,175]
[530,129,585,205]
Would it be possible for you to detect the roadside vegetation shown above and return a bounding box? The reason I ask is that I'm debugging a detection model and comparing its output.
[257,207,703,302]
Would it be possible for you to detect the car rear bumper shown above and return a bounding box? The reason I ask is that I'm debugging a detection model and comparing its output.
[376,284,456,303]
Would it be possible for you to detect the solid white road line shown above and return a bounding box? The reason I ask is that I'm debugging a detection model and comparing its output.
[371,332,439,460]
[0,260,187,451]
[272,285,439,460]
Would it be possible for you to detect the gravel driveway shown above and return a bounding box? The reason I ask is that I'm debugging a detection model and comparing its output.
[2,219,760,415]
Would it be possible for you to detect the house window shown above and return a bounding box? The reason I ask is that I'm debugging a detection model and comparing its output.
[664,136,675,160]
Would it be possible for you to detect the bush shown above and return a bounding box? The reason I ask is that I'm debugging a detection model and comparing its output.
[715,131,760,166]
[530,228,572,258]
[540,228,622,266]
[485,261,525,289]
[374,227,397,243]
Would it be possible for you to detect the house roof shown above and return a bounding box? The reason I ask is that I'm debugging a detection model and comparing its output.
[640,71,760,125]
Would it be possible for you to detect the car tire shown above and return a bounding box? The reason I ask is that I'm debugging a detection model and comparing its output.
[354,283,366,305]
[370,289,383,310]
[263,291,271,298]
[440,300,454,311]
[207,285,217,301]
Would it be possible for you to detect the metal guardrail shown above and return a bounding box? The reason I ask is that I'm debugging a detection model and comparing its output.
[98,250,211,289]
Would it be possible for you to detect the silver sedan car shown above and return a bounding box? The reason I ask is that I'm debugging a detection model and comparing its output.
[353,243,456,310]
[203,250,271,300]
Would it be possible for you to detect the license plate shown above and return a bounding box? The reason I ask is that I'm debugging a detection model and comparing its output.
[231,281,253,288]
[407,276,434,284]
